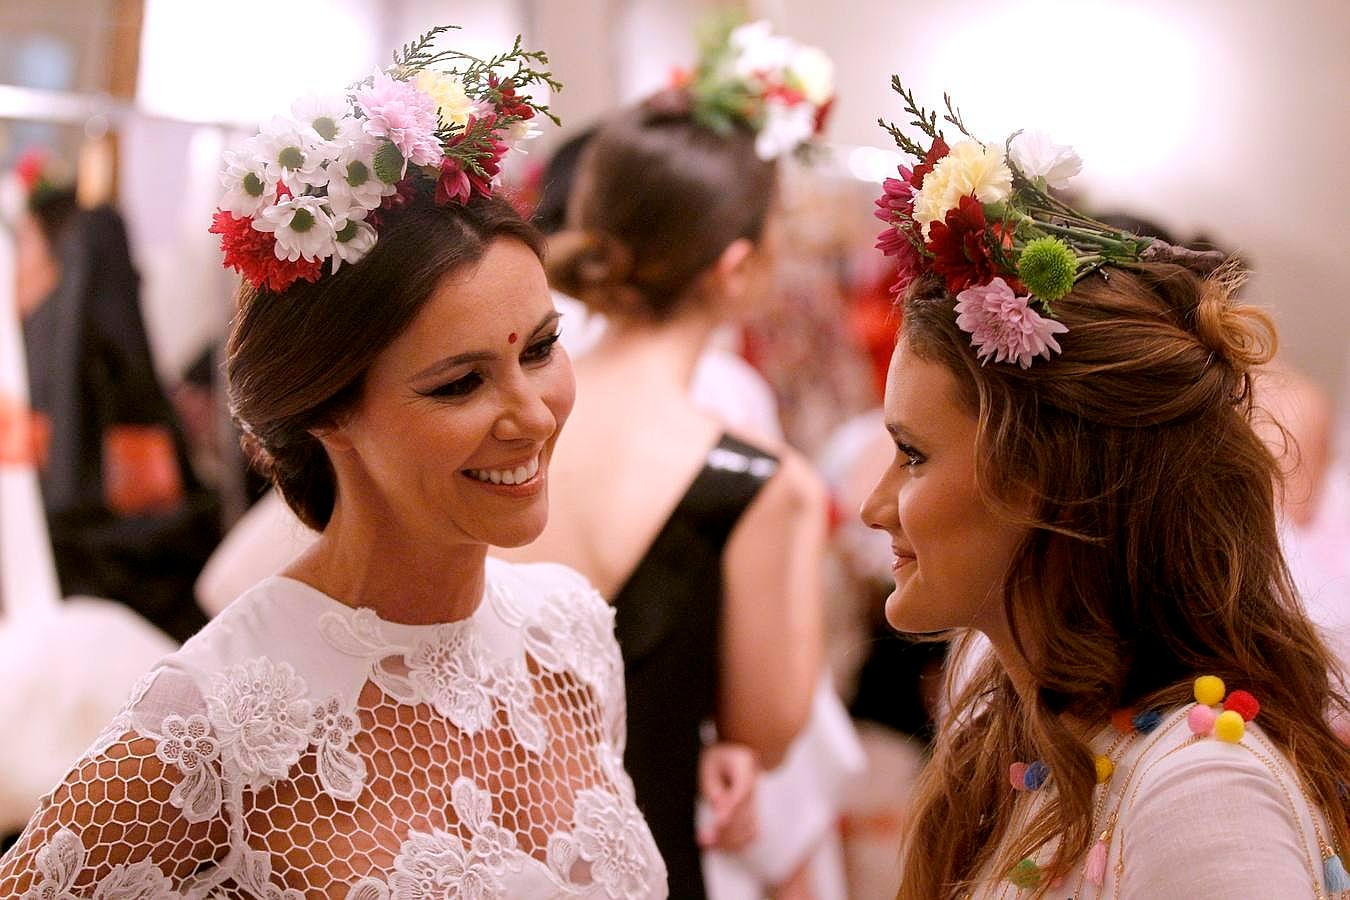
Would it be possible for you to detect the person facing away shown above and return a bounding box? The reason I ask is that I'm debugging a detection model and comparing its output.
[495,95,828,899]
[0,33,668,898]
[17,188,217,643]
[863,250,1350,899]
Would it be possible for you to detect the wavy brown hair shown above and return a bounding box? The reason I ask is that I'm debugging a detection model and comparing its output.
[893,262,1350,898]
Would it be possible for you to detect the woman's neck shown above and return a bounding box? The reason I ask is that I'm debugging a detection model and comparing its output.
[587,306,720,391]
[282,504,488,625]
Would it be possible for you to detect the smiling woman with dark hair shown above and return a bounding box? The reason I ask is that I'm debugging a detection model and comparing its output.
[0,30,667,898]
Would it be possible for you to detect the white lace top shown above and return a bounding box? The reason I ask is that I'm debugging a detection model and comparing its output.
[0,559,668,899]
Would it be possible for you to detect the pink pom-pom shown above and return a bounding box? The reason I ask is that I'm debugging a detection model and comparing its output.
[1188,704,1218,735]
[1224,689,1260,722]
[1085,839,1108,886]
[1009,762,1029,791]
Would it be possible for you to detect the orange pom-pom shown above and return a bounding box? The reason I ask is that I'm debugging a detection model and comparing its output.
[1110,708,1136,734]
[1223,690,1260,722]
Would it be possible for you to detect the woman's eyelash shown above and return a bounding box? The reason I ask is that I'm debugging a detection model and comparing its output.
[522,332,561,361]
[422,333,561,399]
[896,441,926,466]
[426,372,483,398]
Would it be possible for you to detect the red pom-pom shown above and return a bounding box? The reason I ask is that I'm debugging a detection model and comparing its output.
[1223,690,1260,722]
[1110,708,1136,734]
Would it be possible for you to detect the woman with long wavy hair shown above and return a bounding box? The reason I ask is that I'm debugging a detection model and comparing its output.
[865,86,1350,899]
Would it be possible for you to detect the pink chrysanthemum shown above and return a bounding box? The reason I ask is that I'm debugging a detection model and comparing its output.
[953,277,1068,368]
[355,72,443,167]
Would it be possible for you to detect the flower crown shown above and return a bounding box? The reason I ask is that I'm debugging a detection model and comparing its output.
[667,18,834,161]
[210,26,560,293]
[874,80,1209,368]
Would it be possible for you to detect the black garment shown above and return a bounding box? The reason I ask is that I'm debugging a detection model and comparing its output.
[612,433,778,900]
[22,205,216,642]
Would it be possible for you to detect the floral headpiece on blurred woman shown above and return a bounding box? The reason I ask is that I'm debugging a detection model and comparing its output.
[663,18,834,161]
[874,79,1215,368]
[210,26,560,293]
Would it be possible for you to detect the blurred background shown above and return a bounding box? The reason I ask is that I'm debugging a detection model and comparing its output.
[1,1,1348,894]
[3,0,1349,399]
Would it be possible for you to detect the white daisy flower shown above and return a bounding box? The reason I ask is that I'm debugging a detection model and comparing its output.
[330,217,377,273]
[290,95,350,148]
[218,149,278,218]
[252,115,331,192]
[253,195,337,263]
[326,119,396,219]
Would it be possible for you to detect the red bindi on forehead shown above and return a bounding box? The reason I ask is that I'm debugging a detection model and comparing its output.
[508,332,518,344]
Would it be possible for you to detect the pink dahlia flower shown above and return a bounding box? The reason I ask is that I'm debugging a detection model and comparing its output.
[953,277,1068,368]
[355,73,443,167]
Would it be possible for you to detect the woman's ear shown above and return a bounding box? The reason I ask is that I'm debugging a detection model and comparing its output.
[709,238,756,300]
[309,418,353,453]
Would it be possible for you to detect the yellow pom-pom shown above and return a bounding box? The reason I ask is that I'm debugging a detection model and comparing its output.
[1193,675,1225,707]
[1094,755,1115,784]
[1214,709,1245,743]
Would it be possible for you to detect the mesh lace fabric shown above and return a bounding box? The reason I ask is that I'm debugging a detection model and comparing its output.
[0,560,667,898]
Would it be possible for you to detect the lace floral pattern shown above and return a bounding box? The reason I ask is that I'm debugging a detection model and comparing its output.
[547,789,663,899]
[154,714,222,824]
[207,658,312,787]
[310,696,367,801]
[0,565,666,898]
[26,829,175,900]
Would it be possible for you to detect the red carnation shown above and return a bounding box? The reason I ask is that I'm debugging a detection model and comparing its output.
[910,137,949,190]
[925,195,1014,294]
[209,210,322,293]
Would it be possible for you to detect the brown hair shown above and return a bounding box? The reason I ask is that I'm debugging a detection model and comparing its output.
[894,263,1350,897]
[225,194,543,530]
[546,102,776,321]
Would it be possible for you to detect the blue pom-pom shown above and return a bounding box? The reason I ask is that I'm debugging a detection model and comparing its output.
[1024,760,1050,790]
[1132,707,1165,733]
[1325,853,1350,892]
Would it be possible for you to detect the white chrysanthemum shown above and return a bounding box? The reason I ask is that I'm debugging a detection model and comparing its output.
[330,217,377,273]
[325,118,396,219]
[912,140,1013,237]
[413,69,475,129]
[251,115,331,191]
[729,20,794,78]
[1008,130,1083,190]
[755,99,816,161]
[218,149,278,218]
[503,119,541,153]
[789,44,834,106]
[253,195,338,263]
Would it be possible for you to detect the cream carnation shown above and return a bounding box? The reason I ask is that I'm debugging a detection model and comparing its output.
[413,69,475,130]
[912,140,1012,237]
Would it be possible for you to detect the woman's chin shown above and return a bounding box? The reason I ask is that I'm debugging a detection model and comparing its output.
[884,586,947,635]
